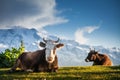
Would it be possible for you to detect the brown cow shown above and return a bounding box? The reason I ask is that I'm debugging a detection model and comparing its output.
[10,38,64,72]
[85,49,112,66]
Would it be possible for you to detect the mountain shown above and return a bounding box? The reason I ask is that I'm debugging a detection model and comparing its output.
[0,26,41,51]
[0,27,120,66]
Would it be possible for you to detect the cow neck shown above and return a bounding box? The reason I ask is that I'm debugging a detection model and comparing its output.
[95,54,103,62]
[40,48,46,56]
[43,48,46,52]
[39,48,46,62]
[40,48,46,53]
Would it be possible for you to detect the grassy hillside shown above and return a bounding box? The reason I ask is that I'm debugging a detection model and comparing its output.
[0,66,120,80]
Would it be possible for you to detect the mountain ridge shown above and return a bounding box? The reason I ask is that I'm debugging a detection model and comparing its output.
[0,27,120,66]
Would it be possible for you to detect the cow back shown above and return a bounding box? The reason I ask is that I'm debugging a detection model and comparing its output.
[93,54,112,66]
[18,49,46,69]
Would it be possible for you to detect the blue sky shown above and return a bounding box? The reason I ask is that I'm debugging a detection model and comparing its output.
[0,0,120,48]
[45,0,120,48]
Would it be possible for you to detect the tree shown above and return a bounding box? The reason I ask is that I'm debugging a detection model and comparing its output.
[19,40,25,54]
[0,40,25,68]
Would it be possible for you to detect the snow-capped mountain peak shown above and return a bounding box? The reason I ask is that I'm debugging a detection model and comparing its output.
[0,27,120,66]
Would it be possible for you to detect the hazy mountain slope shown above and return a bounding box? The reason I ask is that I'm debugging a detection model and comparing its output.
[0,27,120,66]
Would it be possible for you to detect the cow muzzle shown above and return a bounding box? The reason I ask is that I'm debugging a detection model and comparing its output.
[47,57,54,63]
[85,59,89,62]
[48,57,53,61]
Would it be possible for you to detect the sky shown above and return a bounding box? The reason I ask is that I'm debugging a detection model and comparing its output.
[0,0,120,48]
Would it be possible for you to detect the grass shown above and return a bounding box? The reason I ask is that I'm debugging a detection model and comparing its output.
[0,66,120,80]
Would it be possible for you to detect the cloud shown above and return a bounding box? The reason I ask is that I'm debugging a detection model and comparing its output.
[0,0,68,29]
[75,26,99,44]
[0,43,8,48]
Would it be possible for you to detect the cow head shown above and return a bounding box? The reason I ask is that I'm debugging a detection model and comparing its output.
[85,49,98,62]
[40,38,64,63]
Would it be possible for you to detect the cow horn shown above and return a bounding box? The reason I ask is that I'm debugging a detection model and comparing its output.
[89,48,92,51]
[94,48,95,51]
[43,38,47,43]
[54,38,60,43]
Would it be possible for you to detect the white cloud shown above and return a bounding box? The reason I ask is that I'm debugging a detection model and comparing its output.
[0,43,8,48]
[0,0,68,29]
[75,26,99,44]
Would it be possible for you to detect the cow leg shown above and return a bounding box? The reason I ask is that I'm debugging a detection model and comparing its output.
[47,63,52,72]
[92,62,96,66]
[49,67,58,72]
[9,59,27,72]
[53,66,58,72]
[102,60,112,66]
[9,59,21,72]
[25,69,33,72]
[46,63,57,72]
[48,63,58,72]
[33,63,41,72]
[33,66,39,72]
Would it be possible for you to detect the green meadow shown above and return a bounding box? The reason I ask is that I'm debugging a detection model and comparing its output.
[0,66,120,80]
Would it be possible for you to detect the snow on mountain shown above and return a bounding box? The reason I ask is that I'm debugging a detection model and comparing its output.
[58,40,120,66]
[0,26,41,52]
[0,27,120,66]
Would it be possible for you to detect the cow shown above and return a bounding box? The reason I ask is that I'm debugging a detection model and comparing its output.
[85,49,112,66]
[9,38,64,72]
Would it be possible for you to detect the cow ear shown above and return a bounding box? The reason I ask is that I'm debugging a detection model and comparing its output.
[39,42,46,47]
[56,43,64,48]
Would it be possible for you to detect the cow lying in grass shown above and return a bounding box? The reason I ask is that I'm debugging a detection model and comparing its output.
[85,49,112,66]
[10,38,64,72]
